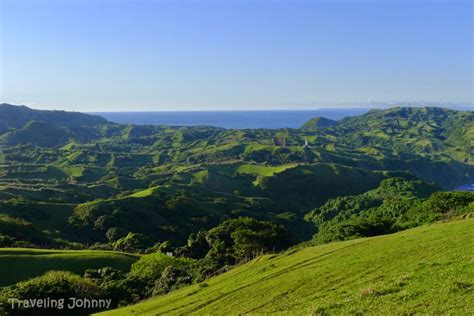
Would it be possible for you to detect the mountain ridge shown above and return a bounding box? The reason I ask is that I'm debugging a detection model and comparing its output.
[0,103,109,133]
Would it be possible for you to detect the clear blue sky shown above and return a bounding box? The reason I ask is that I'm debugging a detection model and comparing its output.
[0,0,472,111]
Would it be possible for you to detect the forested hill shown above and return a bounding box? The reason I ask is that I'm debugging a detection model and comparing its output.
[0,103,109,132]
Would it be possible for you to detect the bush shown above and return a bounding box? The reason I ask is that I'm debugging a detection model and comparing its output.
[0,271,105,316]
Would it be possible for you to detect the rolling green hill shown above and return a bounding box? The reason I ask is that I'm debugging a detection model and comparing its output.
[0,248,139,286]
[300,116,337,130]
[0,105,472,249]
[98,219,473,315]
[332,107,474,158]
[0,121,70,147]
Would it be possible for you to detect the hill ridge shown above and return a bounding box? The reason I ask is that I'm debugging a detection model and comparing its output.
[0,103,109,132]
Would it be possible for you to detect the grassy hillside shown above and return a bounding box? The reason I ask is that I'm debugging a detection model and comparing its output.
[99,219,474,315]
[300,116,337,130]
[333,107,474,161]
[0,248,139,286]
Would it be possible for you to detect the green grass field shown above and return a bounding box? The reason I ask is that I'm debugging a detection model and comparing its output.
[210,163,297,177]
[234,163,297,176]
[99,219,474,315]
[130,186,159,198]
[0,248,139,287]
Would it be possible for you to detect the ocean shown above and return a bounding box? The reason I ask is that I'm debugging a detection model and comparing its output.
[93,109,371,129]
[457,183,474,192]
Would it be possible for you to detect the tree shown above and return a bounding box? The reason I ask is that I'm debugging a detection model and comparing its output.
[112,232,149,252]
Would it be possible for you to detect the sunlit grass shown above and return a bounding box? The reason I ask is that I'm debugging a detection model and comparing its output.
[99,219,474,315]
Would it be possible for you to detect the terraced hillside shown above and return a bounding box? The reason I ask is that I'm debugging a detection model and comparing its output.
[99,219,474,315]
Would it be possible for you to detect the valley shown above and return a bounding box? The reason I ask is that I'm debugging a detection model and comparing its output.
[0,104,472,315]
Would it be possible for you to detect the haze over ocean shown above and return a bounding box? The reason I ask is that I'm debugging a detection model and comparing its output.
[93,106,473,129]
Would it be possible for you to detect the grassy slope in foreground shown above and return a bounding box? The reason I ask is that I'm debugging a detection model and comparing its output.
[100,219,474,315]
[0,249,139,287]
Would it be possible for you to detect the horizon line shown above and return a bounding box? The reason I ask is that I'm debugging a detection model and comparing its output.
[88,104,473,113]
[2,101,473,113]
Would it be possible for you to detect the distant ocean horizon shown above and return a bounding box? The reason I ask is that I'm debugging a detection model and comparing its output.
[93,109,373,129]
[93,106,473,129]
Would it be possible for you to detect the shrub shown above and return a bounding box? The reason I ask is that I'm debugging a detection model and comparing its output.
[0,271,105,316]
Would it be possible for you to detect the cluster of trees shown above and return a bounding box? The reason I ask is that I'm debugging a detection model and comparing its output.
[0,217,290,315]
[305,177,474,243]
[175,216,290,263]
[0,214,55,248]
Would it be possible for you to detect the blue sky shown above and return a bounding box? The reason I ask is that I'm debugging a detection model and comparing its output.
[0,0,472,111]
